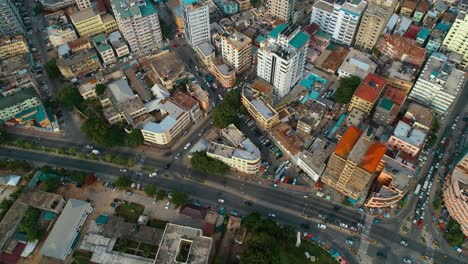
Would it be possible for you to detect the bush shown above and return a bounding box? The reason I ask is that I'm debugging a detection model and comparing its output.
[333,76,361,103]
[114,176,132,189]
[433,198,442,211]
[95,84,106,95]
[19,208,41,241]
[144,184,158,197]
[445,220,465,246]
[190,152,230,175]
[171,191,188,208]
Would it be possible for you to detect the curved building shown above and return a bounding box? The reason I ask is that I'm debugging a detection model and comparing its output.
[209,58,236,88]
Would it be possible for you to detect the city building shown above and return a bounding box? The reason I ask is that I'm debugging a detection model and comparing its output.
[442,12,468,68]
[310,0,367,46]
[413,1,429,24]
[108,31,130,58]
[167,0,184,32]
[170,92,203,122]
[365,155,413,208]
[142,99,191,145]
[354,3,394,50]
[400,0,417,17]
[443,153,468,236]
[403,103,433,131]
[297,137,336,181]
[92,34,116,65]
[147,51,186,89]
[372,86,407,125]
[67,37,92,53]
[257,24,310,97]
[181,0,210,47]
[461,0,468,13]
[214,0,238,15]
[196,41,215,66]
[47,24,78,47]
[111,0,163,53]
[348,73,386,115]
[155,223,212,264]
[408,52,465,113]
[321,126,387,201]
[40,199,93,261]
[241,86,279,130]
[236,0,250,11]
[206,124,261,174]
[0,0,24,38]
[209,58,236,88]
[0,35,28,60]
[221,30,252,74]
[337,48,377,79]
[99,78,148,125]
[39,0,75,11]
[387,120,427,157]
[267,0,294,23]
[76,0,92,10]
[70,7,117,37]
[187,81,210,111]
[386,61,418,93]
[0,88,40,122]
[378,33,426,68]
[56,50,101,79]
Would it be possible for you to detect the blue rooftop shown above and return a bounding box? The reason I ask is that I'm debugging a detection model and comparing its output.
[435,22,451,32]
[141,0,157,17]
[268,24,287,39]
[255,34,266,43]
[182,0,199,4]
[289,31,310,49]
[417,28,430,41]
[299,72,328,90]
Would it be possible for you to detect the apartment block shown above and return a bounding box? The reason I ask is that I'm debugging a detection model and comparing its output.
[108,31,130,58]
[236,0,250,11]
[47,24,78,47]
[372,86,406,125]
[267,0,294,23]
[409,52,465,113]
[386,61,417,93]
[0,88,40,122]
[206,124,261,174]
[209,58,236,88]
[76,0,92,10]
[111,0,163,53]
[70,7,117,37]
[387,120,427,157]
[56,50,101,78]
[0,0,24,38]
[297,137,336,181]
[443,153,468,236]
[181,0,210,47]
[0,35,28,60]
[170,91,203,122]
[310,0,367,46]
[257,24,310,98]
[412,1,429,24]
[403,103,433,131]
[321,126,387,200]
[354,3,394,50]
[40,0,75,11]
[400,0,417,17]
[378,33,426,68]
[348,73,386,114]
[92,34,116,65]
[241,86,279,130]
[196,41,215,67]
[214,0,238,15]
[442,12,468,68]
[221,30,252,74]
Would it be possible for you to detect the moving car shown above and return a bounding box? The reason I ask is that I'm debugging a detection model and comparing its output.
[149,172,157,177]
[403,257,412,263]
[345,239,354,245]
[317,224,327,230]
[184,143,191,150]
[339,223,349,229]
[218,198,225,203]
[268,213,276,218]
[400,240,408,247]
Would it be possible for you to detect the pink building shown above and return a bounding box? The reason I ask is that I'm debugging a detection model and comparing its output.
[387,120,426,157]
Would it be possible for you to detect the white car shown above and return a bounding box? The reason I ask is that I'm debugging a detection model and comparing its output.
[120,168,128,173]
[218,198,225,203]
[400,240,408,247]
[131,183,136,188]
[268,213,276,218]
[339,223,349,229]
[184,143,191,150]
[175,153,181,159]
[165,202,170,209]
[149,172,157,177]
[403,257,412,264]
[317,224,327,230]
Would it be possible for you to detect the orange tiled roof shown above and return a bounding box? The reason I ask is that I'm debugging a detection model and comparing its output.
[322,46,348,72]
[361,142,387,173]
[335,126,362,158]
[354,74,386,103]
[170,92,198,110]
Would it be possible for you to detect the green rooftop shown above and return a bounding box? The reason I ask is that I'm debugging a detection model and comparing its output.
[141,0,157,17]
[0,89,37,110]
[316,30,331,40]
[417,28,430,41]
[92,34,106,44]
[268,24,287,39]
[110,0,142,19]
[289,32,310,49]
[15,105,48,123]
[379,97,394,111]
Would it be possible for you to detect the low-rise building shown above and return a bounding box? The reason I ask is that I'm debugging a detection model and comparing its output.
[214,0,239,15]
[92,34,116,65]
[147,51,186,89]
[378,33,426,68]
[40,199,93,261]
[67,37,92,53]
[0,88,40,122]
[241,86,279,130]
[403,103,433,131]
[387,120,427,157]
[196,41,215,67]
[443,153,468,236]
[170,92,203,122]
[348,74,386,115]
[69,7,116,37]
[40,0,75,11]
[337,49,377,79]
[236,0,250,11]
[297,137,336,181]
[47,24,78,47]
[187,81,210,112]
[386,61,418,94]
[56,50,101,79]
[372,86,407,126]
[206,124,261,174]
[209,58,236,88]
[108,31,130,58]
[0,36,29,60]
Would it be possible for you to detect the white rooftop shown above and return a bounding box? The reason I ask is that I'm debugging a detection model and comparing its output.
[251,99,274,120]
[108,78,136,103]
[393,120,427,147]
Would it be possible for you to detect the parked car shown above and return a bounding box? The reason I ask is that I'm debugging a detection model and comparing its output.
[164,202,170,209]
[218,198,225,203]
[400,240,408,247]
[184,143,191,150]
[345,239,354,245]
[403,257,412,263]
[268,213,276,218]
[339,223,349,229]
[150,172,157,177]
[317,224,327,230]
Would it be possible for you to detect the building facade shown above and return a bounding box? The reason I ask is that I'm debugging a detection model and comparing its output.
[76,0,92,10]
[354,3,393,50]
[221,30,252,74]
[241,87,279,130]
[209,58,236,88]
[348,73,386,115]
[92,34,116,65]
[111,0,163,53]
[0,0,24,38]
[267,0,294,23]
[387,120,427,157]
[236,0,250,11]
[0,35,28,60]
[56,50,101,78]
[310,0,367,46]
[442,12,468,68]
[181,0,210,47]
[47,25,78,47]
[70,8,117,37]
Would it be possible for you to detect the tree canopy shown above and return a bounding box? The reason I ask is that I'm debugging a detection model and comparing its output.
[333,76,361,103]
[124,129,144,146]
[114,176,132,189]
[250,0,262,8]
[212,90,240,128]
[171,191,188,208]
[58,86,83,109]
[444,220,465,246]
[45,58,61,79]
[81,114,126,147]
[144,184,158,197]
[190,152,230,175]
[43,177,59,192]
[95,84,106,95]
[19,208,41,241]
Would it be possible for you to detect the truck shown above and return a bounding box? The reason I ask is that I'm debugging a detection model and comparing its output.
[422,180,429,190]
[413,184,422,195]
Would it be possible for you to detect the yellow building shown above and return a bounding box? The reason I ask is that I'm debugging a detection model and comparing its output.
[56,50,101,79]
[70,7,116,37]
[209,58,236,88]
[241,87,279,130]
[236,0,251,11]
[348,74,386,115]
[0,35,28,60]
[221,30,252,74]
[443,12,468,68]
[354,3,394,50]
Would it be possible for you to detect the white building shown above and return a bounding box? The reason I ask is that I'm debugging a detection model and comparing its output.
[40,199,93,261]
[108,31,130,58]
[181,0,210,47]
[75,0,92,10]
[310,0,367,46]
[297,137,336,181]
[337,48,377,79]
[409,52,466,113]
[257,24,310,98]
[221,30,252,74]
[47,24,78,47]
[110,0,163,53]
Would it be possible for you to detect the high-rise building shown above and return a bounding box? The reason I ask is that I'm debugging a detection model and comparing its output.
[408,52,466,113]
[111,0,163,53]
[0,0,24,38]
[310,0,367,46]
[221,30,252,74]
[257,24,310,97]
[267,0,294,23]
[321,126,387,201]
[354,3,393,50]
[76,0,92,10]
[442,12,468,68]
[181,0,210,47]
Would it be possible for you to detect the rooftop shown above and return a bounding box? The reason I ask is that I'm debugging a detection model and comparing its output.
[149,52,185,81]
[196,41,215,57]
[223,30,252,50]
[170,92,199,110]
[393,120,427,147]
[67,37,91,51]
[143,100,185,133]
[379,33,426,67]
[70,7,98,23]
[155,223,212,264]
[381,155,413,189]
[388,61,417,82]
[0,88,37,110]
[251,99,276,120]
[110,0,157,19]
[382,86,406,106]
[321,46,349,72]
[405,103,433,129]
[338,48,377,78]
[360,142,387,173]
[300,137,336,172]
[353,74,386,103]
[289,31,310,49]
[334,126,362,158]
[107,78,136,103]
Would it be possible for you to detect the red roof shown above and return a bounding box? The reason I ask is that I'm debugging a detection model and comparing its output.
[404,25,420,40]
[384,86,406,105]
[361,142,387,173]
[354,74,386,103]
[0,242,26,264]
[304,23,319,36]
[335,126,362,158]
[202,223,215,236]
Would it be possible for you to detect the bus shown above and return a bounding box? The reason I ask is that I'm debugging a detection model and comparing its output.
[422,180,429,190]
[414,184,421,195]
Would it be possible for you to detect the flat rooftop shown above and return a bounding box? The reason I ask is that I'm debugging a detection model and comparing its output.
[388,61,417,82]
[196,41,214,57]
[221,124,244,147]
[223,31,251,50]
[155,223,212,264]
[70,7,98,23]
[301,137,336,170]
[381,155,413,189]
[149,52,185,81]
[393,120,427,147]
[251,99,276,120]
[405,103,433,129]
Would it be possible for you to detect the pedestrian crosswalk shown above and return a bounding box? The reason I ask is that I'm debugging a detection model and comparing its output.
[423,233,434,264]
[357,213,373,258]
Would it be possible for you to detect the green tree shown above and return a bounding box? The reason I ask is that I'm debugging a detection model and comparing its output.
[144,184,158,197]
[45,58,61,79]
[43,177,59,192]
[124,129,144,146]
[0,128,9,144]
[190,152,230,175]
[431,118,441,132]
[250,0,262,8]
[19,208,41,241]
[333,76,362,103]
[159,19,173,40]
[156,190,167,200]
[95,84,106,95]
[58,86,83,109]
[433,198,442,211]
[68,147,76,156]
[240,233,278,264]
[81,114,126,147]
[171,191,188,208]
[114,176,132,189]
[212,90,240,128]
